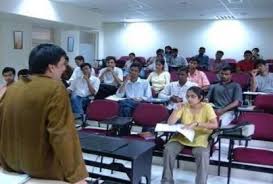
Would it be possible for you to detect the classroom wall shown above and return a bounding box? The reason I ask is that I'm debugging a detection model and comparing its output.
[103,19,273,60]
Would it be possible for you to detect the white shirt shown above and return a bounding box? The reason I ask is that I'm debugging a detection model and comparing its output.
[116,77,152,100]
[68,66,96,82]
[158,81,197,110]
[147,71,170,92]
[99,67,123,86]
[146,56,169,71]
[68,76,100,98]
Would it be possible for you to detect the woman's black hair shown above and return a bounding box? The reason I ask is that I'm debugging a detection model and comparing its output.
[155,58,165,69]
[187,86,205,101]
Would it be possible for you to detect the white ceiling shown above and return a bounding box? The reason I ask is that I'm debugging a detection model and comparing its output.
[52,0,273,22]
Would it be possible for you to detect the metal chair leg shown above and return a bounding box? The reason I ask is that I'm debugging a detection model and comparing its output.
[217,138,221,176]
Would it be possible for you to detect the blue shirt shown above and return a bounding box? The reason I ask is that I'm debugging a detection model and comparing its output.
[195,54,209,70]
[116,78,152,100]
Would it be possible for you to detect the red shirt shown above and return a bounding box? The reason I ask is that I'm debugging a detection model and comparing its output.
[237,60,255,72]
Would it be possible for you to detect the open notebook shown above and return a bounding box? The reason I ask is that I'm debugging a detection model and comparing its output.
[0,169,30,184]
[155,123,195,142]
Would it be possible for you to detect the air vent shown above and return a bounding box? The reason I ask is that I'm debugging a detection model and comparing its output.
[216,15,235,20]
[228,0,243,3]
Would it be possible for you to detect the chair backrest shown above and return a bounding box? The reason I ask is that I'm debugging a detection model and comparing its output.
[170,71,179,81]
[223,58,237,63]
[135,56,146,66]
[236,112,273,141]
[86,100,119,121]
[254,95,273,114]
[204,71,218,84]
[119,56,130,61]
[132,103,169,127]
[231,73,250,91]
[116,59,126,68]
[266,59,273,64]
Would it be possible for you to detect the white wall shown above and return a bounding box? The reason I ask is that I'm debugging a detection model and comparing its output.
[0,0,102,30]
[0,21,32,83]
[103,19,273,60]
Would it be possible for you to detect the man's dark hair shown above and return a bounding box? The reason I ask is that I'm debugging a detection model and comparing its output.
[130,62,142,72]
[156,49,164,55]
[65,55,69,61]
[244,50,252,55]
[75,55,84,62]
[106,56,117,63]
[172,48,178,53]
[2,67,16,75]
[216,50,224,55]
[129,53,135,57]
[165,45,172,50]
[255,59,267,68]
[29,44,66,74]
[80,63,92,70]
[253,48,259,53]
[199,47,206,50]
[178,66,189,74]
[17,69,30,77]
[221,65,232,72]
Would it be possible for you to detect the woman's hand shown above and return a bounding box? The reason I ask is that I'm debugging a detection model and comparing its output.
[184,122,198,129]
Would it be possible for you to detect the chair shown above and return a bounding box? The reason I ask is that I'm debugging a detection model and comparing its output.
[231,73,251,91]
[254,95,273,114]
[266,59,273,64]
[119,56,130,61]
[170,71,179,81]
[116,59,126,68]
[123,103,169,149]
[223,58,236,64]
[225,112,273,184]
[81,100,119,134]
[204,71,218,84]
[135,56,146,66]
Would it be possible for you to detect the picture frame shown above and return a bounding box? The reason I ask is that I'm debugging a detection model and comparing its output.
[67,36,74,52]
[13,31,23,49]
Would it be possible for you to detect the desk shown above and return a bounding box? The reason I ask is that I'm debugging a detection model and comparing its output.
[144,98,169,105]
[79,132,155,184]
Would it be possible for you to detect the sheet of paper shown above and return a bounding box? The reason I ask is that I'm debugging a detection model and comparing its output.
[243,91,268,95]
[155,123,195,142]
[106,95,126,101]
[0,169,30,184]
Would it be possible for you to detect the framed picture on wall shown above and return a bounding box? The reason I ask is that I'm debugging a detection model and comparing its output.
[14,31,23,49]
[67,36,74,52]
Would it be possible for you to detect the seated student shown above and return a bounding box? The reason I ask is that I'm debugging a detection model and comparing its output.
[161,86,218,184]
[169,48,188,68]
[61,56,74,87]
[194,47,209,70]
[17,69,31,80]
[164,45,172,65]
[123,52,136,76]
[188,58,210,91]
[96,56,123,99]
[252,47,263,61]
[116,63,152,117]
[0,67,16,100]
[68,55,95,83]
[0,44,88,184]
[147,59,170,96]
[209,50,228,73]
[68,63,100,115]
[159,67,197,111]
[146,49,168,72]
[236,50,255,73]
[250,59,273,93]
[206,66,242,127]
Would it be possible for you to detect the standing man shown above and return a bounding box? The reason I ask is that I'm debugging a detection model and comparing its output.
[0,67,16,100]
[0,44,88,184]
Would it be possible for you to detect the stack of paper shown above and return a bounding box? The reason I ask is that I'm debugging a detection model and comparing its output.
[0,169,30,184]
[155,123,195,142]
[106,95,126,101]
